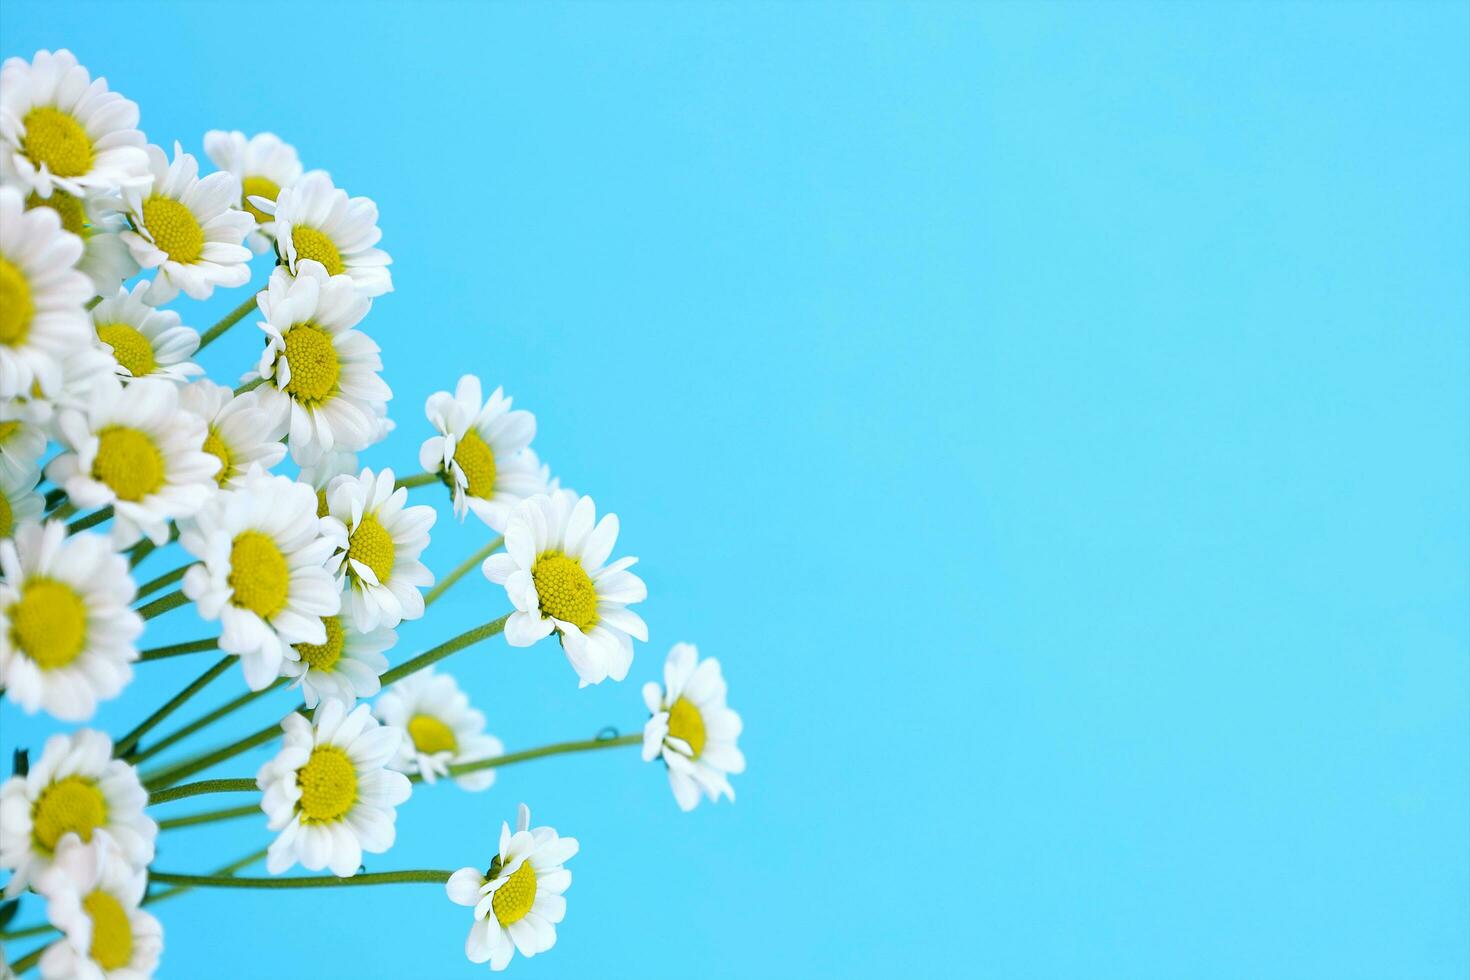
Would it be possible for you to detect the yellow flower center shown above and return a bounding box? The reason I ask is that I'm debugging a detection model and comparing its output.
[10,577,87,670]
[294,616,345,671]
[0,420,19,444]
[0,257,34,347]
[142,195,204,264]
[240,175,281,224]
[83,890,134,970]
[26,189,87,237]
[453,429,497,499]
[531,551,598,632]
[228,531,290,618]
[21,107,94,178]
[92,426,164,502]
[96,323,157,378]
[315,487,330,518]
[0,493,11,539]
[280,323,341,406]
[297,745,357,823]
[31,775,107,853]
[407,714,457,755]
[292,226,345,276]
[347,513,394,584]
[492,860,538,927]
[203,426,233,486]
[666,697,707,758]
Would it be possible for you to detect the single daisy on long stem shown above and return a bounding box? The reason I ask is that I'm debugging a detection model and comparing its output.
[322,466,436,631]
[642,642,746,811]
[374,668,503,790]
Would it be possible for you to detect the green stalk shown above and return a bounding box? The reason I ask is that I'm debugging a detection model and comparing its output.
[146,847,270,906]
[114,657,233,757]
[424,536,503,608]
[147,778,258,806]
[148,869,451,889]
[137,588,189,620]
[394,471,439,489]
[138,637,219,663]
[128,679,284,765]
[195,292,259,351]
[66,505,112,534]
[157,802,259,831]
[443,733,641,779]
[135,562,192,600]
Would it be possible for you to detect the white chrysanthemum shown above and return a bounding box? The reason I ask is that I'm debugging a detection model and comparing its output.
[178,379,286,489]
[0,184,92,399]
[642,642,746,811]
[180,469,340,690]
[298,448,358,516]
[46,376,217,547]
[483,493,647,687]
[0,400,46,483]
[203,130,302,253]
[419,376,546,532]
[0,49,149,198]
[0,459,43,538]
[281,614,393,709]
[256,699,411,877]
[34,831,163,980]
[17,339,114,433]
[120,142,252,304]
[322,467,435,631]
[0,521,142,721]
[0,730,156,897]
[248,262,391,465]
[373,668,503,790]
[21,187,140,296]
[265,170,391,296]
[445,804,577,972]
[90,281,201,384]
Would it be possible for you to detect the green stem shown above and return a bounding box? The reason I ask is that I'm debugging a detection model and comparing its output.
[0,921,53,942]
[128,679,284,765]
[157,802,259,831]
[136,562,192,600]
[66,505,112,534]
[424,536,503,608]
[114,657,233,757]
[144,725,279,791]
[147,778,258,806]
[148,869,451,889]
[42,487,66,510]
[126,524,181,569]
[234,376,265,396]
[196,292,259,351]
[137,588,189,620]
[378,613,508,688]
[394,470,439,489]
[146,847,269,906]
[9,943,46,975]
[138,637,219,663]
[443,733,640,779]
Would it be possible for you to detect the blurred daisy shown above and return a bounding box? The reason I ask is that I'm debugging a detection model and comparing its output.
[445,803,577,972]
[265,170,391,296]
[374,668,504,790]
[0,49,149,198]
[179,379,287,489]
[18,339,114,432]
[22,187,139,296]
[0,521,142,721]
[203,130,302,253]
[180,469,340,690]
[419,375,546,532]
[282,614,394,709]
[120,142,253,304]
[0,184,92,399]
[322,467,435,631]
[90,281,202,384]
[299,448,359,517]
[483,493,647,686]
[0,460,43,537]
[0,400,46,482]
[642,642,745,811]
[34,831,163,980]
[257,699,411,877]
[0,729,156,897]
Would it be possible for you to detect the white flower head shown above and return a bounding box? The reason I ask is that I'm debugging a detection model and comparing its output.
[445,804,578,972]
[16,338,114,434]
[178,379,287,489]
[483,492,648,686]
[90,281,201,384]
[120,142,253,304]
[0,521,142,721]
[0,399,47,483]
[21,187,140,296]
[373,668,503,790]
[281,614,394,710]
[265,170,392,296]
[0,459,43,538]
[256,699,411,877]
[0,729,156,897]
[34,831,163,980]
[642,642,746,811]
[0,184,92,399]
[203,130,303,253]
[322,467,436,631]
[419,376,547,532]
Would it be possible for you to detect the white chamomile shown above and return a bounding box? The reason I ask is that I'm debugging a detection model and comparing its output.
[90,280,202,384]
[281,614,394,709]
[34,831,163,980]
[642,642,746,811]
[178,379,287,489]
[0,461,43,538]
[22,187,140,297]
[265,170,392,296]
[0,400,46,483]
[374,668,504,790]
[322,467,436,631]
[0,183,92,399]
[203,130,303,252]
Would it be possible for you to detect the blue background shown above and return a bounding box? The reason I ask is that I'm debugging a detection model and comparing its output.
[3,1,1468,977]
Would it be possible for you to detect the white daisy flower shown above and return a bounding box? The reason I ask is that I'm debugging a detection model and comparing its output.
[178,379,287,489]
[298,448,359,517]
[33,831,163,980]
[445,803,577,972]
[45,376,217,547]
[281,614,393,709]
[180,469,340,691]
[90,281,202,384]
[119,142,253,304]
[0,184,92,399]
[0,459,43,538]
[419,376,547,532]
[0,729,156,897]
[203,130,303,253]
[0,521,142,721]
[21,187,140,296]
[373,669,504,790]
[17,339,114,433]
[482,492,648,687]
[322,467,435,631]
[266,170,391,296]
[0,400,46,483]
[0,49,149,198]
[256,699,411,877]
[642,642,746,811]
[248,262,391,465]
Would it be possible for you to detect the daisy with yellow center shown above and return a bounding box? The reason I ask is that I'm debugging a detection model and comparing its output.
[249,262,392,465]
[322,466,436,631]
[642,642,746,812]
[0,459,44,539]
[373,668,504,790]
[45,376,218,547]
[203,129,303,253]
[445,803,578,972]
[256,699,412,877]
[281,614,394,709]
[90,281,202,384]
[22,187,141,296]
[180,469,341,691]
[0,729,156,897]
[0,49,149,198]
[119,142,253,304]
[419,375,548,532]
[0,184,92,399]
[33,831,163,979]
[298,449,361,518]
[483,492,648,687]
[0,521,142,722]
[11,339,115,429]
[0,402,46,484]
[262,170,392,296]
[178,379,287,490]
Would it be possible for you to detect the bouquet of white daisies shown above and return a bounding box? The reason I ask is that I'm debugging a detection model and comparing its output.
[0,49,744,977]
